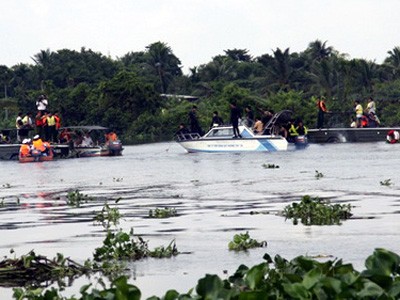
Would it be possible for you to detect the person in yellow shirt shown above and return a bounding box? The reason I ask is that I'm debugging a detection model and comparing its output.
[354,100,363,128]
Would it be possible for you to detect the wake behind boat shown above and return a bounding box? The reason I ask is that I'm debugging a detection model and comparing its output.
[176,124,288,153]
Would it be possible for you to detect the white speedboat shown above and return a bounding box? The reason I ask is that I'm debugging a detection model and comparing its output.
[176,125,288,153]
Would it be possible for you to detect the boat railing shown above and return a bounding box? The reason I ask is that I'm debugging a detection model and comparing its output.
[175,132,201,141]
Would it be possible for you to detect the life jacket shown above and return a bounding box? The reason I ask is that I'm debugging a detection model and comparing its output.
[317,100,327,112]
[361,116,368,127]
[35,116,43,127]
[33,139,46,152]
[108,132,117,142]
[47,116,56,126]
[296,125,308,136]
[41,115,48,126]
[54,115,61,129]
[19,144,31,157]
[288,124,298,136]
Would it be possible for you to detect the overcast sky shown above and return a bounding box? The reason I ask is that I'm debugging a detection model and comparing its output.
[1,0,399,73]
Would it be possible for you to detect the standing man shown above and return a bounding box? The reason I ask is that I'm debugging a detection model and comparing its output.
[36,94,49,113]
[316,96,328,129]
[354,100,363,128]
[188,105,203,136]
[245,105,254,127]
[230,102,242,138]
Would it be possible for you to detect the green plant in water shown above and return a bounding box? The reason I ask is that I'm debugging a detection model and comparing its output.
[228,231,267,251]
[66,190,93,207]
[93,228,178,261]
[11,248,400,299]
[148,207,177,218]
[262,163,280,169]
[315,170,324,179]
[94,199,122,229]
[380,178,393,186]
[282,195,352,225]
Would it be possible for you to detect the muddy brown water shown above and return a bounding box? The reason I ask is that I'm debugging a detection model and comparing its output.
[0,142,400,298]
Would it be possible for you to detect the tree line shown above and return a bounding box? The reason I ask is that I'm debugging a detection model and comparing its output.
[2,40,400,143]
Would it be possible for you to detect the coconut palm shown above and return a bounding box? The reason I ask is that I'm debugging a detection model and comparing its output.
[144,42,182,93]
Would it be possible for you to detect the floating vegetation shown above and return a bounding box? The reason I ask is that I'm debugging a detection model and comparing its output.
[315,170,324,179]
[94,199,122,229]
[0,250,91,288]
[228,231,267,251]
[18,248,400,299]
[380,178,393,186]
[148,207,177,218]
[262,163,280,169]
[93,228,178,261]
[66,190,93,207]
[282,195,352,225]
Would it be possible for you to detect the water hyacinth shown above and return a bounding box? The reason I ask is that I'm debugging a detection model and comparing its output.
[282,195,352,225]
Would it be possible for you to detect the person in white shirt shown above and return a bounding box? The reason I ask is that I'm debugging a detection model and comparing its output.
[36,94,48,112]
[80,132,94,147]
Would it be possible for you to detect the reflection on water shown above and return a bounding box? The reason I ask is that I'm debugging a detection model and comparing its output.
[1,142,400,298]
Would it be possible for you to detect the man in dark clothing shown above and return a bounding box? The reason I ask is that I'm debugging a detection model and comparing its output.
[188,105,204,136]
[230,102,242,138]
[175,123,190,139]
[209,111,224,129]
[245,106,254,127]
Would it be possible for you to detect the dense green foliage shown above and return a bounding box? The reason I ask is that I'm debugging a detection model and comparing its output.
[12,248,400,299]
[3,41,400,143]
[282,195,352,225]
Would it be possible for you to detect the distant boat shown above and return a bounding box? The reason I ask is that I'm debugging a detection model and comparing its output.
[176,124,288,153]
[57,126,123,157]
[307,127,400,143]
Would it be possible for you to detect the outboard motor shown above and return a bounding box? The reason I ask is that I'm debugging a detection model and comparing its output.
[108,141,122,155]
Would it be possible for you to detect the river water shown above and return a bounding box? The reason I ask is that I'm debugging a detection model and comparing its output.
[0,142,400,299]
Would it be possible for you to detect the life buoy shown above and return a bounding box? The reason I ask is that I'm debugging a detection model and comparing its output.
[386,130,400,144]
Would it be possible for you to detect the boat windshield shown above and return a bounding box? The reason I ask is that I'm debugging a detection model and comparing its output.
[206,128,234,137]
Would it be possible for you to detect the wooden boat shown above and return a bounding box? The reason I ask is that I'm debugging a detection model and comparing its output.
[19,148,54,163]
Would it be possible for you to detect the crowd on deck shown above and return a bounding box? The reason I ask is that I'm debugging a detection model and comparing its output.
[176,102,309,142]
[176,96,383,141]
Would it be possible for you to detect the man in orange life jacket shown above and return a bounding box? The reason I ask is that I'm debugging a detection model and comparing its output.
[317,96,329,129]
[32,135,47,155]
[19,139,32,157]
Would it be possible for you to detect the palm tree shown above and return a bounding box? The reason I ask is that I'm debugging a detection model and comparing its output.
[224,49,252,62]
[305,40,333,62]
[145,42,182,93]
[270,48,293,91]
[31,49,53,90]
[384,46,400,79]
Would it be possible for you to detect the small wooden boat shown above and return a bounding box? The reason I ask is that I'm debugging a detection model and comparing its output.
[19,148,54,163]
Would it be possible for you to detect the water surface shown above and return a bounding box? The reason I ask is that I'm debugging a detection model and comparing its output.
[0,142,399,298]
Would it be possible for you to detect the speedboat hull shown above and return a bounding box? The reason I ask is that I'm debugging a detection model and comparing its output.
[176,125,288,153]
[179,137,288,153]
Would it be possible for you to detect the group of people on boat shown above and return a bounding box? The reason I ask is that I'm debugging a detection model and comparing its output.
[19,135,51,158]
[14,94,63,143]
[317,96,381,128]
[176,103,309,143]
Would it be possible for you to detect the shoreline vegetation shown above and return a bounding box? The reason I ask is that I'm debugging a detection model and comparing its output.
[2,40,400,144]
